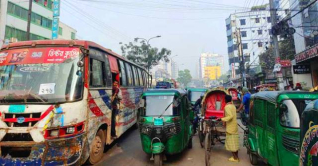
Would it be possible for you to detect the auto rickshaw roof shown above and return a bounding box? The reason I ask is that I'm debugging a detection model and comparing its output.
[187,88,207,92]
[142,89,186,97]
[252,91,318,103]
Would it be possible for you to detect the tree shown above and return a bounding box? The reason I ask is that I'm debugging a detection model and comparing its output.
[120,39,171,71]
[177,69,192,87]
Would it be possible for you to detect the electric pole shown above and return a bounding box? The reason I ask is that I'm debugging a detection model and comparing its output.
[236,28,247,87]
[269,0,284,91]
[26,0,33,40]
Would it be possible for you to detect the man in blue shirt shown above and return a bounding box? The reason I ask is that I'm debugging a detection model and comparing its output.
[238,87,251,125]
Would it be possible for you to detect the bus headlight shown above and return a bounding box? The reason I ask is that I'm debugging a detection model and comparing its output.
[66,127,75,134]
[141,126,150,134]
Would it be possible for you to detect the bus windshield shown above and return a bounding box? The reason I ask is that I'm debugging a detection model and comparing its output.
[280,99,313,128]
[0,47,83,103]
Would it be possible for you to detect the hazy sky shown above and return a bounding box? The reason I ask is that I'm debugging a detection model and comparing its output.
[60,0,266,76]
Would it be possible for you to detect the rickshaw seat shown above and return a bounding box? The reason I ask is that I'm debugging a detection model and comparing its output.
[203,91,226,119]
[205,109,224,119]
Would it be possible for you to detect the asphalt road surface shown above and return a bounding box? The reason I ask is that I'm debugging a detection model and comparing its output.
[97,122,266,166]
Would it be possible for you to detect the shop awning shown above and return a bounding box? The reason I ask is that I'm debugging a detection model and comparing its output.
[108,56,119,73]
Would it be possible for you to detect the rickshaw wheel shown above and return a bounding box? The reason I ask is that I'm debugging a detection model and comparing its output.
[199,131,205,148]
[204,133,211,166]
[154,154,163,166]
[249,152,258,165]
[87,129,105,165]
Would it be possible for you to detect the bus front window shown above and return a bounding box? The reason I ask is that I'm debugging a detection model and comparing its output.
[0,57,83,103]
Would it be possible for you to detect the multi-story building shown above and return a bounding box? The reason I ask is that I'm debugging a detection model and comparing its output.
[0,0,76,48]
[171,59,178,79]
[225,8,272,76]
[199,53,223,79]
[290,0,318,88]
[204,66,221,80]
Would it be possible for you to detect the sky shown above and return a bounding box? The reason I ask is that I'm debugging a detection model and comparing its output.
[60,0,266,77]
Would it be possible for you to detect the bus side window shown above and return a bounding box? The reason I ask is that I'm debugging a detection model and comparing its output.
[104,55,112,87]
[90,58,105,87]
[118,60,127,86]
[132,66,139,86]
[124,62,134,86]
[137,68,144,86]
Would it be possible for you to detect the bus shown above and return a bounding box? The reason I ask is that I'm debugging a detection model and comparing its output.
[0,40,151,165]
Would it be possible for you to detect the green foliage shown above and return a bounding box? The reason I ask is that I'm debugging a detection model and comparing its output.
[120,40,171,71]
[218,74,230,83]
[259,36,296,71]
[251,4,268,11]
[177,69,192,87]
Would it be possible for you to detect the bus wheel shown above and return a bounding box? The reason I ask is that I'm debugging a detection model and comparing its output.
[249,152,258,165]
[88,129,105,164]
[154,154,163,166]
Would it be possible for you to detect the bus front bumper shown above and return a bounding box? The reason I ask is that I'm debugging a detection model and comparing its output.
[0,133,84,165]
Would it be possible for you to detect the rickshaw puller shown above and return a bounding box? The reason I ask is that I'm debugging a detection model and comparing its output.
[220,95,240,162]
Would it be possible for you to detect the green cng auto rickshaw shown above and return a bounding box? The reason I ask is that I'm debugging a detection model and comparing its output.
[300,99,318,166]
[138,89,193,166]
[246,91,318,166]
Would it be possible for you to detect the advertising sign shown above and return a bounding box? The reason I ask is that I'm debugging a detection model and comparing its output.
[0,47,80,66]
[53,0,60,17]
[295,43,318,63]
[52,18,59,39]
[231,63,236,79]
[293,65,311,74]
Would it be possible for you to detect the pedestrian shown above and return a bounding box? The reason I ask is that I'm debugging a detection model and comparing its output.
[220,95,240,162]
[294,83,302,91]
[237,87,251,126]
[111,80,120,139]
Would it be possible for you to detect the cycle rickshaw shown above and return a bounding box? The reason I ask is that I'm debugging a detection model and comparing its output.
[198,89,228,166]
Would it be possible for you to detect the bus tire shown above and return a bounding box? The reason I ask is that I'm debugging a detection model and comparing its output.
[87,129,105,165]
[249,152,258,165]
[154,154,163,166]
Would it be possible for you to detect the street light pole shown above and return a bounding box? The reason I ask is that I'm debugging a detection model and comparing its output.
[135,35,161,73]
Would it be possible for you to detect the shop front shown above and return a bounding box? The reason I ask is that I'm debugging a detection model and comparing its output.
[294,43,318,89]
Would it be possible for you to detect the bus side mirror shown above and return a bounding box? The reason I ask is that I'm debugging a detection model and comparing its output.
[77,61,84,67]
[139,99,145,108]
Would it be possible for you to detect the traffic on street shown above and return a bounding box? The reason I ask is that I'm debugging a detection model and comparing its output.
[1,0,318,166]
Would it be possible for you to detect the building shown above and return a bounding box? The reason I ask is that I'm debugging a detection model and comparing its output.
[225,8,272,81]
[199,53,223,79]
[171,59,178,79]
[290,0,318,89]
[0,0,76,48]
[204,66,221,80]
[152,60,172,80]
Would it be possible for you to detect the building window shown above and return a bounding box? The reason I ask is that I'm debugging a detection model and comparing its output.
[252,30,255,33]
[267,17,271,23]
[58,27,63,35]
[71,32,76,39]
[8,2,52,29]
[240,19,246,25]
[268,29,272,35]
[226,24,231,30]
[243,43,248,49]
[258,42,263,47]
[33,0,53,10]
[255,18,260,23]
[5,26,48,41]
[258,30,262,35]
[241,31,247,37]
[227,35,232,42]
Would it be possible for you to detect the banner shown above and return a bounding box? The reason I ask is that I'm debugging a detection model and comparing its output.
[231,63,236,79]
[0,47,80,66]
[293,65,311,74]
[52,0,60,39]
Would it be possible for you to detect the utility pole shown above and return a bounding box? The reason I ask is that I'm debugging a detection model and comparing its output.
[26,0,33,40]
[236,28,247,87]
[269,0,284,91]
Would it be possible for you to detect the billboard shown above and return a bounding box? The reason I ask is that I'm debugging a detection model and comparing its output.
[204,66,221,80]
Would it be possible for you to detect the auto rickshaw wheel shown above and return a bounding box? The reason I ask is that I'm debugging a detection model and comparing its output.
[87,129,106,165]
[154,154,163,166]
[205,133,211,166]
[249,152,258,165]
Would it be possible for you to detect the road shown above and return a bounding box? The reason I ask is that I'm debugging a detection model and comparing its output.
[97,122,264,166]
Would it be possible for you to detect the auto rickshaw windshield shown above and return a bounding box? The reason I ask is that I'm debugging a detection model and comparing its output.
[145,95,175,116]
[280,99,313,128]
[191,92,204,102]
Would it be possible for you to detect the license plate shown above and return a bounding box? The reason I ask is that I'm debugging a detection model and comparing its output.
[154,118,163,126]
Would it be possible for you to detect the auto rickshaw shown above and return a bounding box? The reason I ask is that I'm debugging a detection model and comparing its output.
[227,87,240,108]
[246,91,318,166]
[138,89,193,166]
[300,99,318,166]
